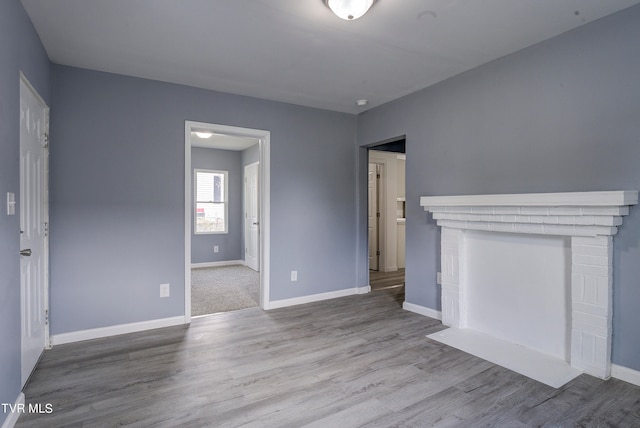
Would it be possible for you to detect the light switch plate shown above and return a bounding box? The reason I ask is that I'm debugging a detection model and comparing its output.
[7,192,15,216]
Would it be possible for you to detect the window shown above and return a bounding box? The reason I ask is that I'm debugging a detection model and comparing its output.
[195,169,228,234]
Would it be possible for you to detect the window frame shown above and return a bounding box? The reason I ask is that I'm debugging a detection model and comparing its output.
[194,168,229,235]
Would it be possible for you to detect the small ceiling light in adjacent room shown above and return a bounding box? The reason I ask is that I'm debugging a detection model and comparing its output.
[356,99,368,106]
[194,131,213,139]
[325,0,375,20]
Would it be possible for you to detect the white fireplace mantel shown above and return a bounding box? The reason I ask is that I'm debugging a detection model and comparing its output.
[421,190,638,238]
[420,190,638,387]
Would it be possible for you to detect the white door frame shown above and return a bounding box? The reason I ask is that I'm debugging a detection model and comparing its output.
[244,161,259,272]
[368,163,381,271]
[19,72,50,386]
[184,121,271,322]
[368,158,387,272]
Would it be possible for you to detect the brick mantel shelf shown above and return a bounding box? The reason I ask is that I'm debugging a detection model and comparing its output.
[420,190,638,384]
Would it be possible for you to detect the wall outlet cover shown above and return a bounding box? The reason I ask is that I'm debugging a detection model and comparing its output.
[160,283,170,298]
[214,246,219,253]
[291,270,298,281]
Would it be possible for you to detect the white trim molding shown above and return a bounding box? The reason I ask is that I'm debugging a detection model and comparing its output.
[357,285,372,294]
[1,393,24,428]
[185,121,271,322]
[267,288,363,310]
[191,260,245,269]
[403,302,442,320]
[612,364,640,387]
[51,316,185,346]
[421,190,638,383]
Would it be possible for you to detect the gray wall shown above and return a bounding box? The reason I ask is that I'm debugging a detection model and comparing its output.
[191,147,242,263]
[357,5,640,370]
[242,143,260,167]
[49,65,357,334]
[0,0,51,423]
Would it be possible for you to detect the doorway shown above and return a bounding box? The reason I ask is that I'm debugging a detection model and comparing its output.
[367,139,406,294]
[184,121,271,321]
[19,73,50,387]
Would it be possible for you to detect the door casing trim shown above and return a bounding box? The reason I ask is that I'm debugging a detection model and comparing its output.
[184,121,271,322]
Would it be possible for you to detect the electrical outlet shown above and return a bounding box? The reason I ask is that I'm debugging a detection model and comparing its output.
[436,272,442,285]
[160,283,170,298]
[291,270,298,282]
[214,246,219,253]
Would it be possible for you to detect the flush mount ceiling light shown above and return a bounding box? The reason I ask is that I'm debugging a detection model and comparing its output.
[194,131,213,139]
[324,0,375,20]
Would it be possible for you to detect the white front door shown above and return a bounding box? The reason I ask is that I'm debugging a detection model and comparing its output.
[19,76,49,387]
[244,162,259,271]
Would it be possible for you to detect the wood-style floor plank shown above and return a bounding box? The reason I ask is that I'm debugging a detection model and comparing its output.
[369,269,405,291]
[16,290,640,427]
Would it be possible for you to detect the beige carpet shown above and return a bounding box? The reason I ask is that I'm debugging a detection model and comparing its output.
[191,265,259,316]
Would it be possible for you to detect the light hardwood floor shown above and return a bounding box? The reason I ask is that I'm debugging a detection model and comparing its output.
[369,269,405,292]
[17,290,640,427]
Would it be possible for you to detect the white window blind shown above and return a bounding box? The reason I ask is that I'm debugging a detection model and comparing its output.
[195,169,228,234]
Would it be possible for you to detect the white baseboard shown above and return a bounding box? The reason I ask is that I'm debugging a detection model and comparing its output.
[51,316,186,346]
[612,364,640,387]
[403,302,442,320]
[356,285,371,294]
[191,260,244,269]
[1,392,24,428]
[267,287,363,310]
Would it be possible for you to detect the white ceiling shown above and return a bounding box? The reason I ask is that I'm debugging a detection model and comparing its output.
[191,132,259,151]
[21,0,640,114]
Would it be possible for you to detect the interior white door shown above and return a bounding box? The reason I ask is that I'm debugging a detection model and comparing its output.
[19,76,49,387]
[368,163,379,271]
[244,162,259,271]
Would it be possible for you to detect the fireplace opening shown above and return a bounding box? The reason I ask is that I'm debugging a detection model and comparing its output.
[464,230,571,361]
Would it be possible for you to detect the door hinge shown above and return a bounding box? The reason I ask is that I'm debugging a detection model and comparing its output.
[44,222,49,237]
[376,250,381,256]
[43,133,49,148]
[376,174,381,179]
[376,212,381,218]
[44,309,49,326]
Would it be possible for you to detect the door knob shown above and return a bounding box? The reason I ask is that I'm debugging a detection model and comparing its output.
[20,249,32,257]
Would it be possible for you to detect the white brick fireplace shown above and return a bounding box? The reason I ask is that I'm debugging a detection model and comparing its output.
[420,191,637,387]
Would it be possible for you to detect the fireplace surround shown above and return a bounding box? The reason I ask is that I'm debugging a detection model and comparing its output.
[420,191,637,387]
